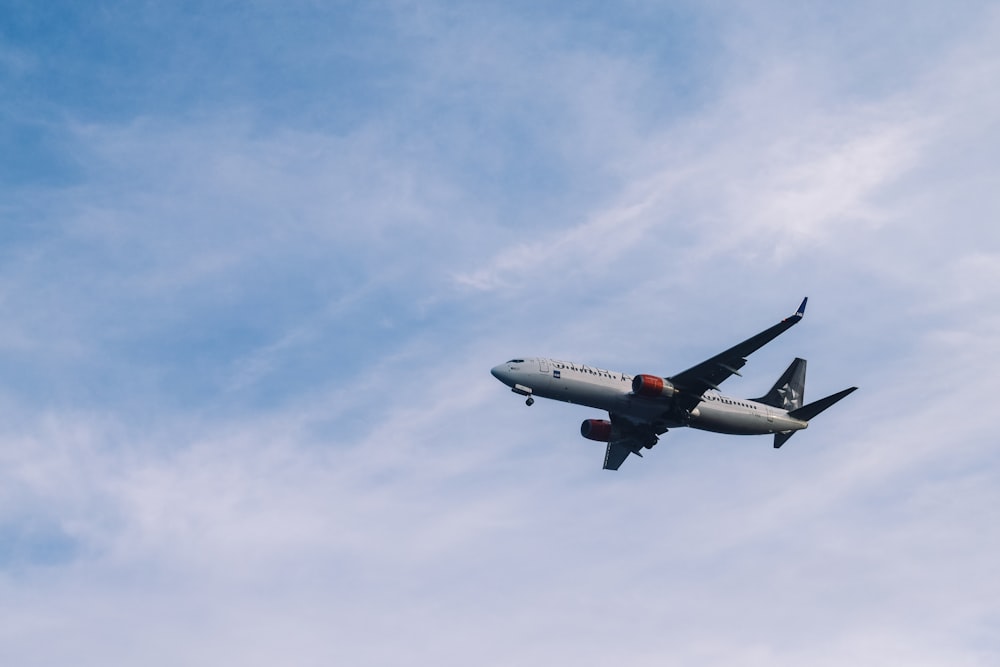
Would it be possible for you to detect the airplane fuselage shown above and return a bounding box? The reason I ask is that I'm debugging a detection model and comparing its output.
[491,357,808,437]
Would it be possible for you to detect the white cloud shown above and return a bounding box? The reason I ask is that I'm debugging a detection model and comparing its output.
[3,2,1000,666]
[452,172,674,291]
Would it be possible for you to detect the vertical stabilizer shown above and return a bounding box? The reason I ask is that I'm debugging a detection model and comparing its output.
[753,358,807,410]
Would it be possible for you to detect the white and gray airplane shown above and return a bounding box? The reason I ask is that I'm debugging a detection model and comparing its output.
[490,298,857,470]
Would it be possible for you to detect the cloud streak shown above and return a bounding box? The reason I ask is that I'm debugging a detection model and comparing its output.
[2,2,1000,665]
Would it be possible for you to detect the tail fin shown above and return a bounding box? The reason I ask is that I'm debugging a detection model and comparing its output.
[753,358,807,411]
[788,386,858,422]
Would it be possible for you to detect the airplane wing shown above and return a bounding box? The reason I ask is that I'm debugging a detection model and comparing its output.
[602,440,635,470]
[602,414,661,470]
[668,298,808,411]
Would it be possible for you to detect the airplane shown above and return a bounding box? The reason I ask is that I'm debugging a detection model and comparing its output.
[490,298,857,470]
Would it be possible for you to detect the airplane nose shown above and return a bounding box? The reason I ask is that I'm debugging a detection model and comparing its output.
[491,364,509,383]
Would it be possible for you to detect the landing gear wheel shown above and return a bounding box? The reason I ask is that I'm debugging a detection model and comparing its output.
[525,397,535,406]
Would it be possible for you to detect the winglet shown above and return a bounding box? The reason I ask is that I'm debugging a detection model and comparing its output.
[781,297,807,323]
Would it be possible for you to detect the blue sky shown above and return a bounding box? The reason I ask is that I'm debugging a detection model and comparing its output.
[2,1,1000,664]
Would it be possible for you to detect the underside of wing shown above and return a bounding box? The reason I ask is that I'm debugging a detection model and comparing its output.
[668,298,807,407]
[601,414,663,470]
[602,440,636,470]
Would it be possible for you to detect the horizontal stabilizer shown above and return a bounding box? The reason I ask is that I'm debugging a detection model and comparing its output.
[788,386,858,422]
[773,431,795,449]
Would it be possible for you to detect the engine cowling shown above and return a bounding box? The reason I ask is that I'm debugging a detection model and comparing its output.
[632,374,676,398]
[580,419,613,442]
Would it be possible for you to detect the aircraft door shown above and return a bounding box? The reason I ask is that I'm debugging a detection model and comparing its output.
[538,358,549,373]
[766,406,774,423]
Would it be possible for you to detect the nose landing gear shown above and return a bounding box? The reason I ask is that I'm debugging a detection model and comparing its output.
[511,383,534,406]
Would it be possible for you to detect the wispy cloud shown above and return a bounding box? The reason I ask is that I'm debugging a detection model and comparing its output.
[2,2,1000,665]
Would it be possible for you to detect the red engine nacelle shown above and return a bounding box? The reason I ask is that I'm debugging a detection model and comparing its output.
[580,419,613,442]
[632,374,676,398]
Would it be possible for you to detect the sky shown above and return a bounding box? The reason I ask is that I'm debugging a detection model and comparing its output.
[1,1,999,664]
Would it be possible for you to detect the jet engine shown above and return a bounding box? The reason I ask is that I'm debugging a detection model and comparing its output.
[632,374,676,398]
[580,419,613,442]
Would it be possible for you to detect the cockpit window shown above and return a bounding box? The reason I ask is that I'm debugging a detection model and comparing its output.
[507,359,525,364]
